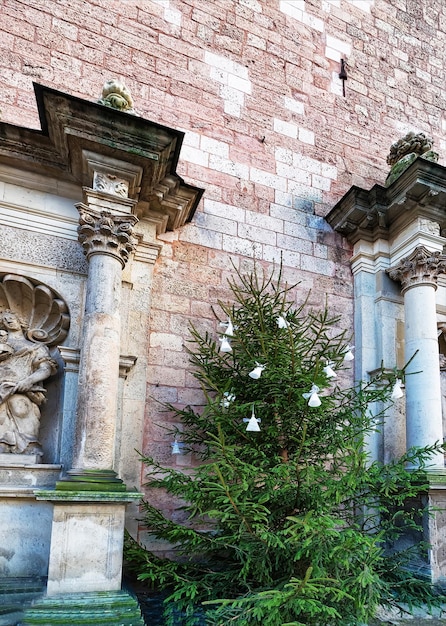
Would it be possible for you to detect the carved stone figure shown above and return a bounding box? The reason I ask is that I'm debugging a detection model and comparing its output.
[386,131,439,186]
[97,79,137,114]
[0,310,58,455]
[0,274,69,457]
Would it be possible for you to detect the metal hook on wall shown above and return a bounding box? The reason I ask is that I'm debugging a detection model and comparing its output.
[339,58,348,97]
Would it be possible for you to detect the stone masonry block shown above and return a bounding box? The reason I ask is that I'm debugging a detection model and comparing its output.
[204,199,246,223]
[276,162,311,185]
[209,154,249,179]
[283,97,305,115]
[250,167,287,191]
[150,333,184,351]
[195,211,237,236]
[277,233,313,255]
[273,118,298,139]
[246,211,283,233]
[201,136,230,157]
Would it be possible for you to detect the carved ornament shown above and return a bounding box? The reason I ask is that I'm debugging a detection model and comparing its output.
[93,172,129,198]
[387,245,446,293]
[0,274,70,346]
[77,206,138,267]
[386,132,439,186]
[97,79,137,115]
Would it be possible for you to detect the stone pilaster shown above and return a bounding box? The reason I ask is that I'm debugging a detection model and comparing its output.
[72,201,138,473]
[388,246,446,467]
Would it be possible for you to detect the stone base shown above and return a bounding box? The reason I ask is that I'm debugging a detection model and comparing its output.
[21,589,145,625]
[35,490,141,596]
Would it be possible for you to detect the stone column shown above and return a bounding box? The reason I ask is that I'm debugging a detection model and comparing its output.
[72,200,138,472]
[388,245,446,468]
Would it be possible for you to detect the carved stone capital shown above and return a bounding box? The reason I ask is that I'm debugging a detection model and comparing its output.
[387,245,446,292]
[77,205,138,267]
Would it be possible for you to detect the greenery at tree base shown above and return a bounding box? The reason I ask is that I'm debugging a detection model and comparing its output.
[125,264,444,625]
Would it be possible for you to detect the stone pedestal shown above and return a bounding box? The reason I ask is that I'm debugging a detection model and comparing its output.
[35,490,141,596]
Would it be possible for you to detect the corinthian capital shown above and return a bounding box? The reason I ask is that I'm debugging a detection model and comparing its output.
[387,245,446,293]
[77,205,138,267]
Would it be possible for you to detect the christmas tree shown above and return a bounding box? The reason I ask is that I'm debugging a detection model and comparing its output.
[126,264,442,626]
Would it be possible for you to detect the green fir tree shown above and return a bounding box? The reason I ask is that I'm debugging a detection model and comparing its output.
[126,264,443,626]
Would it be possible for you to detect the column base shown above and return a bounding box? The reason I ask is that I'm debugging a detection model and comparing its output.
[55,469,128,492]
[21,589,145,625]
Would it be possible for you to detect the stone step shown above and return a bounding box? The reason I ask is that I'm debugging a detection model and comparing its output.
[0,577,46,626]
[0,609,23,626]
[20,589,145,625]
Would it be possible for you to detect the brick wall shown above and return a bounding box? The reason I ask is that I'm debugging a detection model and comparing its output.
[1,0,446,517]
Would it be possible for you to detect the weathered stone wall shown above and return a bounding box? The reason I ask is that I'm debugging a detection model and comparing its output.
[1,0,446,541]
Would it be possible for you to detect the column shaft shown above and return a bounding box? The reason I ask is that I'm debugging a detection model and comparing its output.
[404,284,444,466]
[73,253,122,470]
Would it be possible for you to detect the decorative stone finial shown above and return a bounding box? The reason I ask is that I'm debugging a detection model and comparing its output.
[98,79,137,115]
[385,131,438,186]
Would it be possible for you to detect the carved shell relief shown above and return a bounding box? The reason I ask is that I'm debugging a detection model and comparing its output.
[0,274,70,346]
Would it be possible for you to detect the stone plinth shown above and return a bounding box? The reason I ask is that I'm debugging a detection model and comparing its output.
[21,589,145,626]
[35,490,141,596]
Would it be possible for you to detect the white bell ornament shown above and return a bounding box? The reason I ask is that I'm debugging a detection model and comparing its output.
[323,362,337,379]
[220,320,234,336]
[249,363,265,379]
[276,315,288,329]
[219,336,232,353]
[245,405,261,432]
[343,345,355,362]
[391,378,404,400]
[302,384,322,407]
[171,439,182,455]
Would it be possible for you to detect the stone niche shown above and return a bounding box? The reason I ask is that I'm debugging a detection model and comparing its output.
[0,274,70,464]
[0,82,203,591]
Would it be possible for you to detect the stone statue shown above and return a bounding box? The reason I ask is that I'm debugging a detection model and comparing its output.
[386,131,439,186]
[0,310,57,455]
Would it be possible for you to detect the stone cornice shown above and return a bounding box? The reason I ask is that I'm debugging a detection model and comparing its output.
[0,84,204,233]
[326,158,446,245]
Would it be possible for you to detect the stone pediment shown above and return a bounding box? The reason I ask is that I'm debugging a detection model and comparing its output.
[0,83,203,233]
[326,157,446,244]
